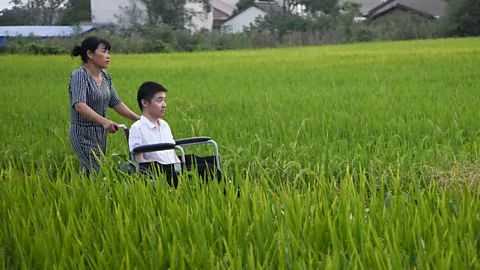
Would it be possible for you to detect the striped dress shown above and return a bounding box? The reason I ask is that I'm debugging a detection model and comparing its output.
[68,67,122,175]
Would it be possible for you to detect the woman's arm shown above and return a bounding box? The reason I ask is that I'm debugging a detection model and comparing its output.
[113,102,140,121]
[74,103,119,133]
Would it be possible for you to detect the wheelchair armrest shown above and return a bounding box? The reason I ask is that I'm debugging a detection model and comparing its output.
[132,143,176,154]
[175,137,211,146]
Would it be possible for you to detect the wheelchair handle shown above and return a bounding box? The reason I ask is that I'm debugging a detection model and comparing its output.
[175,137,211,146]
[132,143,176,154]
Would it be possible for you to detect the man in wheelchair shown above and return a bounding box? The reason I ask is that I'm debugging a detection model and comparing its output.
[128,81,180,164]
[126,81,221,187]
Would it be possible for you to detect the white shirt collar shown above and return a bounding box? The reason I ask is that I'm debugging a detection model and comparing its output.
[140,115,160,130]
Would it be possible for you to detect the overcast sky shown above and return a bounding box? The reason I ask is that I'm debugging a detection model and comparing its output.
[0,0,13,11]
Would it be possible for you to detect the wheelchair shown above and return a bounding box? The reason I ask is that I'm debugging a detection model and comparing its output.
[118,124,222,188]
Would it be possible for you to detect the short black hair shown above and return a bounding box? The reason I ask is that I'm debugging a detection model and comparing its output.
[137,81,168,111]
[71,36,111,64]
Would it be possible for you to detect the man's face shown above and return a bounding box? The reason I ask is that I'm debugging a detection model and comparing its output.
[144,91,167,118]
[88,43,110,68]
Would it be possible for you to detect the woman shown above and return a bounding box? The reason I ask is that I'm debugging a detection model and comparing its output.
[68,36,140,175]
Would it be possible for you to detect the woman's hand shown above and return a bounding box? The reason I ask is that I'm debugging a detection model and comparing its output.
[102,119,120,133]
[74,103,121,133]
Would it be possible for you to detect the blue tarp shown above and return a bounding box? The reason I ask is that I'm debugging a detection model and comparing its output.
[0,25,94,38]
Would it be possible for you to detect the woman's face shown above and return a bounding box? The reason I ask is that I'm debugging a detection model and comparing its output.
[88,43,110,69]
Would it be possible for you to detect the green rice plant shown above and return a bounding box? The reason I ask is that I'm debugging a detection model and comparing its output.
[0,37,479,268]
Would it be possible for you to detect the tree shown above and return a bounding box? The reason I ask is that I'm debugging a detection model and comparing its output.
[234,0,278,14]
[137,0,210,29]
[0,6,37,25]
[235,0,254,13]
[116,0,210,30]
[339,1,367,42]
[115,0,146,32]
[55,0,91,25]
[280,0,339,15]
[301,0,339,15]
[440,0,480,37]
[7,0,67,25]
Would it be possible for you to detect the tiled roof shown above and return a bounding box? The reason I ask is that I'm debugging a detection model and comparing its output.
[212,0,235,16]
[368,0,446,17]
[254,1,283,13]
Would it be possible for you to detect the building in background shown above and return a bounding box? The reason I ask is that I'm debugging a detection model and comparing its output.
[212,0,235,26]
[340,0,384,16]
[222,1,283,33]
[367,0,446,20]
[91,0,213,31]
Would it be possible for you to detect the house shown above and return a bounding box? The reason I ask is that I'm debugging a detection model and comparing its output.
[91,0,137,27]
[213,0,235,26]
[222,0,240,8]
[90,0,213,31]
[0,25,95,46]
[367,0,447,20]
[339,0,384,17]
[221,1,283,33]
[267,0,383,17]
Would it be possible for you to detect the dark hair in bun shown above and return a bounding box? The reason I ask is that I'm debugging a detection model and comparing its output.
[72,45,82,56]
[71,36,111,64]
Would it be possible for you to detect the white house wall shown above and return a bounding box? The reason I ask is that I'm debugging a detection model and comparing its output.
[215,0,379,16]
[91,0,212,31]
[223,7,267,33]
[91,0,141,25]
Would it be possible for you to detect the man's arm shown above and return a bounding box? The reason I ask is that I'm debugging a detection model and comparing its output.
[164,121,181,163]
[129,125,148,163]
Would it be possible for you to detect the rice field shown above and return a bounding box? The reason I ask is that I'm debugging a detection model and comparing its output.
[0,37,479,269]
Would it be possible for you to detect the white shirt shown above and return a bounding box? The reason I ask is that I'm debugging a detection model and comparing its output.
[128,116,177,164]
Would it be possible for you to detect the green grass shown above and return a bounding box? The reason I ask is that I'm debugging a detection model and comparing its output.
[0,37,479,268]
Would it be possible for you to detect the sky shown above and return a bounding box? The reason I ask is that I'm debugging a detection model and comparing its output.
[0,0,13,11]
